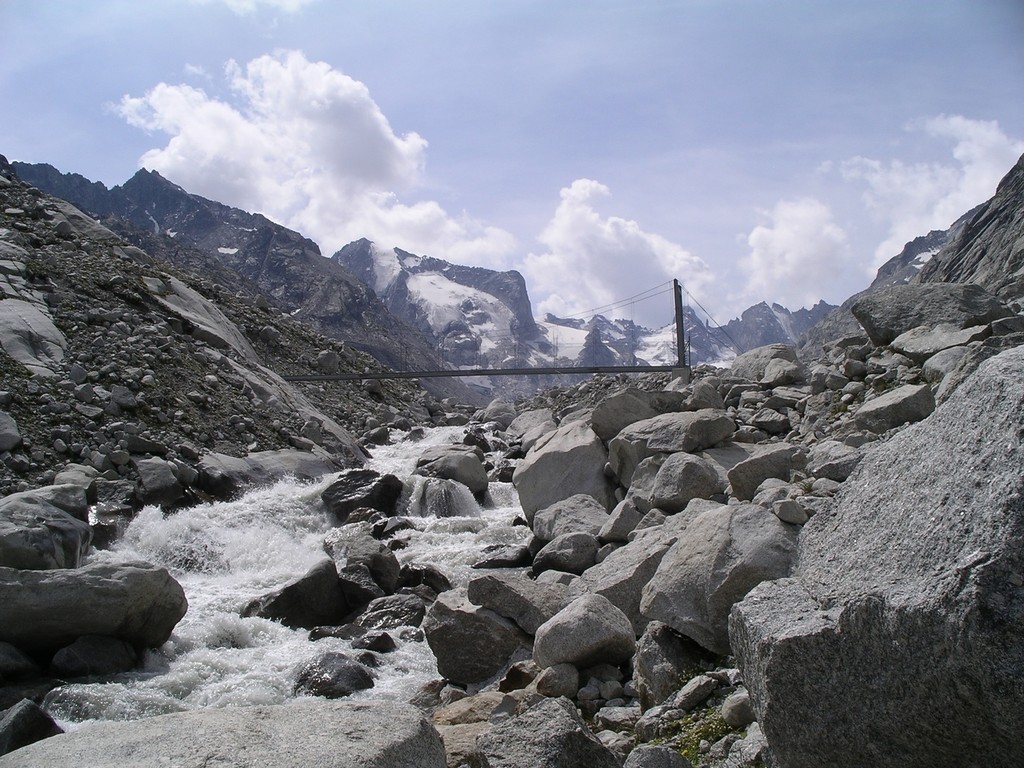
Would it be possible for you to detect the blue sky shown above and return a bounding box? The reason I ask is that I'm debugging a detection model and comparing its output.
[3,0,1023,326]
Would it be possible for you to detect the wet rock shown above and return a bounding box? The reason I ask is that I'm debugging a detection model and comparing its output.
[0,699,63,758]
[241,559,345,629]
[0,491,92,569]
[353,594,427,630]
[49,634,138,677]
[320,468,405,523]
[293,651,374,698]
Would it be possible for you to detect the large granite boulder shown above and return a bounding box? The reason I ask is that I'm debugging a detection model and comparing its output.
[422,587,531,687]
[0,492,92,570]
[320,469,405,522]
[533,594,635,670]
[0,700,62,758]
[850,282,1011,346]
[729,344,800,382]
[532,493,610,541]
[730,344,1024,767]
[0,560,187,653]
[0,298,66,377]
[467,571,568,635]
[607,410,736,487]
[590,388,686,442]
[475,696,622,768]
[240,559,345,629]
[641,503,798,655]
[726,444,805,502]
[0,699,446,768]
[513,421,616,516]
[198,449,341,499]
[853,383,936,434]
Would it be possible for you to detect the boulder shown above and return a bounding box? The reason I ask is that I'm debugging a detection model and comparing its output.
[590,388,686,442]
[0,412,20,452]
[293,651,374,698]
[624,744,693,768]
[407,477,479,518]
[730,345,1024,767]
[353,594,427,629]
[467,571,568,635]
[241,559,345,629]
[853,383,936,434]
[482,398,517,429]
[133,457,183,507]
[324,526,401,593]
[0,492,92,569]
[632,621,714,711]
[0,699,446,768]
[49,635,138,677]
[608,410,736,487]
[646,452,725,513]
[921,345,971,384]
[506,408,556,442]
[0,298,66,377]
[415,451,488,497]
[320,469,405,522]
[533,532,600,575]
[198,449,340,499]
[533,594,635,670]
[475,697,622,768]
[532,493,610,541]
[805,440,863,482]
[850,282,1011,346]
[578,534,676,634]
[0,700,62,758]
[513,421,616,517]
[640,503,797,655]
[423,587,531,687]
[726,444,804,502]
[0,560,187,652]
[760,357,804,387]
[730,344,799,382]
[889,323,990,364]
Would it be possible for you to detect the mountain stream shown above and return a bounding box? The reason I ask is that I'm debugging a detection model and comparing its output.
[43,426,530,729]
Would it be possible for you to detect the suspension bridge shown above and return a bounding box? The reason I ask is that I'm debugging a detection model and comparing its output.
[282,279,725,383]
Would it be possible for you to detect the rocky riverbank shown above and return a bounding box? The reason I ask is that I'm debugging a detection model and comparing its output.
[3,146,1024,766]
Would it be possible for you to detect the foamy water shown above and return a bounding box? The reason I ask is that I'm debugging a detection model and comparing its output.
[45,426,529,729]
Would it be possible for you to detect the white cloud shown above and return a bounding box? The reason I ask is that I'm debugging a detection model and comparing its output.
[733,197,854,314]
[841,115,1024,268]
[116,50,516,263]
[524,179,714,327]
[193,0,317,14]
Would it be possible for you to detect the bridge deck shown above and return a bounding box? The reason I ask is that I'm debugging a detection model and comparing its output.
[283,364,690,382]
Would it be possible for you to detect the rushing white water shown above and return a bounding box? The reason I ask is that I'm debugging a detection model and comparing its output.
[44,426,529,729]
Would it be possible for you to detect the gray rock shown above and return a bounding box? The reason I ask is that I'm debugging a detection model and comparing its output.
[731,345,1024,767]
[467,571,568,635]
[760,357,804,387]
[535,663,580,698]
[850,282,1011,346]
[0,641,38,681]
[578,533,676,635]
[648,452,725,513]
[853,383,935,434]
[0,492,92,569]
[0,298,66,377]
[641,503,797,655]
[134,457,183,507]
[0,699,446,768]
[513,421,616,517]
[532,493,610,541]
[241,559,345,629]
[771,498,809,525]
[49,634,138,677]
[624,744,693,768]
[482,398,518,429]
[324,526,401,593]
[353,593,427,629]
[726,444,804,502]
[320,469,405,522]
[475,697,621,768]
[599,498,645,543]
[198,449,340,499]
[590,388,685,442]
[506,408,556,442]
[534,594,635,670]
[805,440,863,482]
[608,410,736,487]
[534,532,600,575]
[889,323,990,364]
[670,673,718,710]
[0,699,63,758]
[0,412,20,452]
[720,688,755,728]
[423,587,531,687]
[632,621,713,711]
[921,344,971,384]
[0,559,187,652]
[415,451,488,497]
[293,650,374,698]
[730,344,800,382]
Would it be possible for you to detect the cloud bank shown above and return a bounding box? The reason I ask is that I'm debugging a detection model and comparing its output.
[525,179,714,327]
[117,50,515,263]
[841,115,1024,269]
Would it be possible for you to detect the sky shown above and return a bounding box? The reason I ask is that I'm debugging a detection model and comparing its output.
[2,0,1023,328]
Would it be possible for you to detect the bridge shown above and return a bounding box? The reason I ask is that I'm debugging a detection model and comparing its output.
[283,279,695,384]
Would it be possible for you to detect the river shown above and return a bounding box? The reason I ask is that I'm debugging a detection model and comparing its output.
[43,426,530,729]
